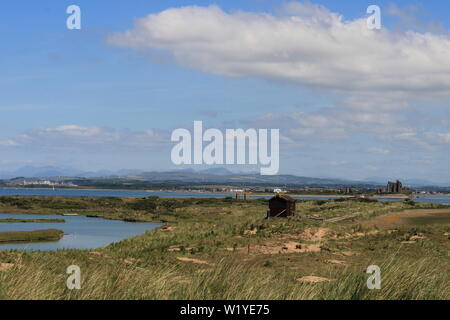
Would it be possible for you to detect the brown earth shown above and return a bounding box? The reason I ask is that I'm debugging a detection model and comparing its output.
[0,263,15,272]
[363,209,450,228]
[176,257,210,265]
[230,228,330,255]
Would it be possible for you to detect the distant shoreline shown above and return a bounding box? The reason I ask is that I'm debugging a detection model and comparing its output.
[0,187,448,198]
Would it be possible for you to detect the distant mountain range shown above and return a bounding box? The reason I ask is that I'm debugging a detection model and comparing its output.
[0,166,448,188]
[0,166,142,179]
[124,171,383,188]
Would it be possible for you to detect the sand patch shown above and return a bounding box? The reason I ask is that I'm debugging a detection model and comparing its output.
[235,227,330,255]
[364,209,450,228]
[326,259,347,266]
[244,229,258,235]
[296,276,333,283]
[0,263,15,272]
[89,251,111,258]
[123,258,142,265]
[168,246,194,252]
[177,257,210,265]
[196,269,212,274]
[249,241,322,255]
[410,233,427,241]
[399,233,427,244]
[160,226,177,232]
[331,230,380,240]
[336,251,360,257]
[225,246,251,253]
[300,228,330,242]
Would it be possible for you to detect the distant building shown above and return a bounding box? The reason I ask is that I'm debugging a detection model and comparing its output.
[19,180,77,187]
[387,180,403,193]
[235,192,251,200]
[344,187,355,194]
[267,194,296,218]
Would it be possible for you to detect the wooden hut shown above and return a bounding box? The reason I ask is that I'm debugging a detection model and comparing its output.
[267,194,296,218]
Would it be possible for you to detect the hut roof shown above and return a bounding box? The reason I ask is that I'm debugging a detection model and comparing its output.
[270,194,296,202]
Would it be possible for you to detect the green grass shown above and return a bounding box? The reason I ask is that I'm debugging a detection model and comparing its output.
[0,229,64,243]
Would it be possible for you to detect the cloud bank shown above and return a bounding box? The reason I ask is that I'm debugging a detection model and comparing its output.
[0,125,168,152]
[108,2,450,103]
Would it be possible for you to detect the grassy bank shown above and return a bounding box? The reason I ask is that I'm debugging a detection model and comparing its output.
[0,196,448,300]
[0,195,446,222]
[0,229,64,243]
[0,218,65,223]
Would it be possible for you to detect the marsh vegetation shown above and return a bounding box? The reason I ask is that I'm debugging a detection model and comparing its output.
[0,196,448,300]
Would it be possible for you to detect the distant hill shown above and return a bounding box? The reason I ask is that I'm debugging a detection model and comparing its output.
[197,168,235,175]
[0,166,141,179]
[0,166,81,179]
[124,171,383,188]
[1,166,448,189]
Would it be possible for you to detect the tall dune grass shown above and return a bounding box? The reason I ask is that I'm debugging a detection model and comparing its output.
[0,252,447,300]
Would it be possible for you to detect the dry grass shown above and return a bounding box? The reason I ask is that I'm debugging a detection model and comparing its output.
[0,197,448,300]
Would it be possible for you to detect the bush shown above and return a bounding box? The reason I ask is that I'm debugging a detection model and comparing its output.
[128,197,159,212]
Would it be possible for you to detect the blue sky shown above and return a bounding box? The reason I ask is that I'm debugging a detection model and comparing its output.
[0,1,449,183]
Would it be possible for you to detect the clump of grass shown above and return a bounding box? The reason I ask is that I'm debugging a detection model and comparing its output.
[0,253,447,300]
[0,229,64,243]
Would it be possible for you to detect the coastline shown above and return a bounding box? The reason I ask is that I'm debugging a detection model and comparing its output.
[0,187,448,200]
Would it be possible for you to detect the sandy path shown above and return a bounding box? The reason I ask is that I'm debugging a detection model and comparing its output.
[243,227,330,255]
[364,209,450,228]
[177,257,210,265]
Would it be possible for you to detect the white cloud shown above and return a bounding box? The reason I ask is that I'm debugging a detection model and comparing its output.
[245,107,407,143]
[436,132,450,143]
[365,165,379,171]
[425,132,450,144]
[367,147,391,155]
[0,125,168,152]
[0,139,20,147]
[108,3,450,104]
[329,160,347,166]
[43,125,102,137]
[244,106,450,154]
[99,2,450,180]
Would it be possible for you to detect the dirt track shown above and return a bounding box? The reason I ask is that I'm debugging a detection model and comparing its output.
[364,209,450,228]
